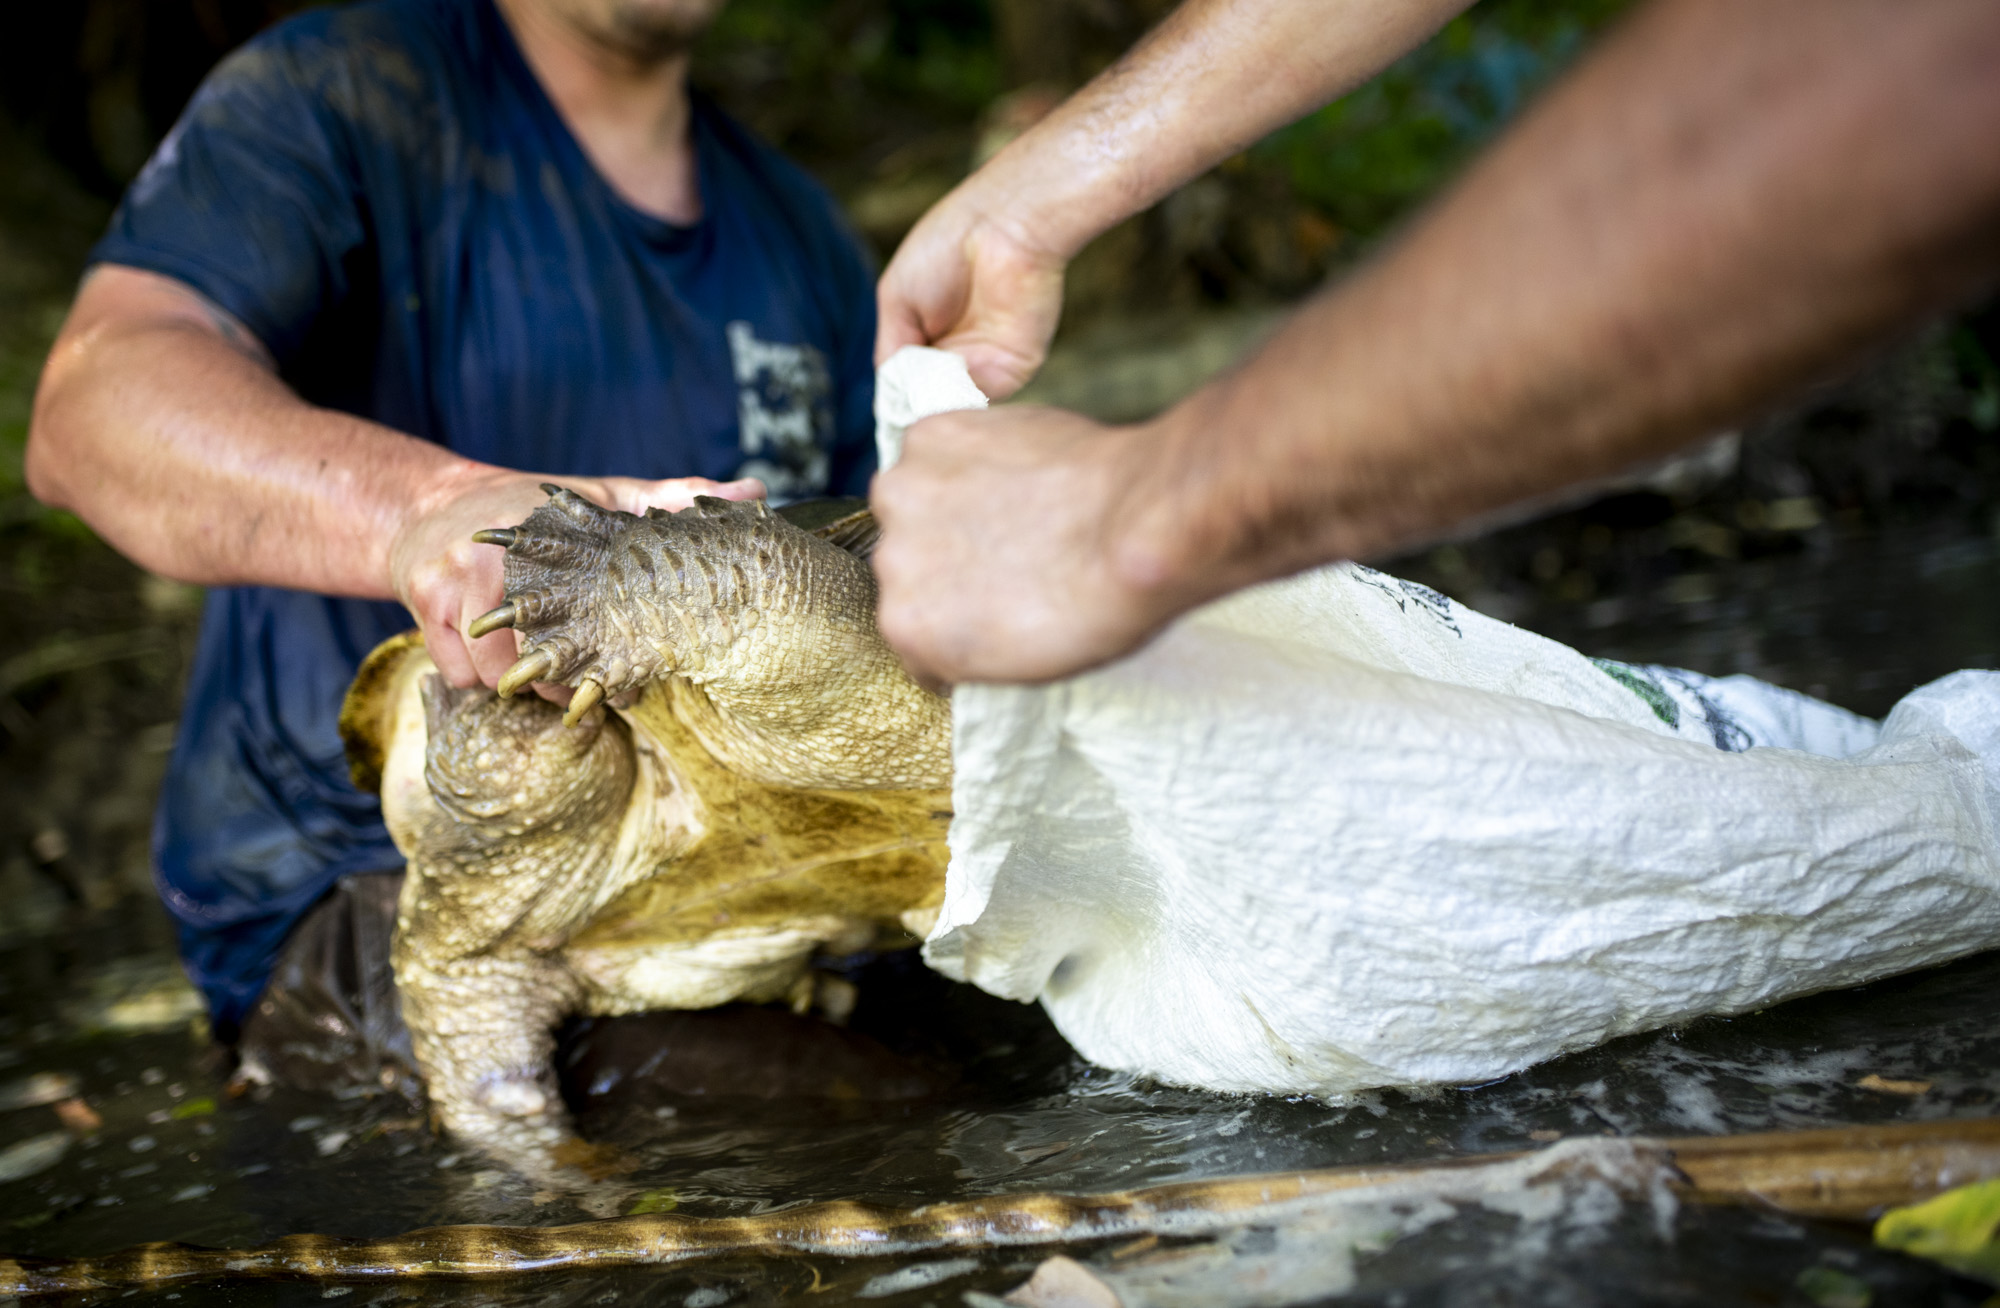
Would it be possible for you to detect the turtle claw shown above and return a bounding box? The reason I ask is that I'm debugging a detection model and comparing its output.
[498,649,554,698]
[471,528,517,548]
[481,490,683,703]
[562,678,605,727]
[467,602,516,639]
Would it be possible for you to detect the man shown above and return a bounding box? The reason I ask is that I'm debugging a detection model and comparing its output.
[870,0,2000,687]
[26,0,879,1052]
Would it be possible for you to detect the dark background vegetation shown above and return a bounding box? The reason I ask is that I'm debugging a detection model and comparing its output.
[1,0,1998,937]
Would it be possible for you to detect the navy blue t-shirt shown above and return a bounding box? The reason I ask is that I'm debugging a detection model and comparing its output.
[91,0,879,1033]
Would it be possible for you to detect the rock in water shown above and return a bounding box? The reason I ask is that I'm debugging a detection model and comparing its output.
[0,1132,71,1183]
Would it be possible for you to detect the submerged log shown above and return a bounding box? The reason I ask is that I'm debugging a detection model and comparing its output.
[4,1117,1996,1295]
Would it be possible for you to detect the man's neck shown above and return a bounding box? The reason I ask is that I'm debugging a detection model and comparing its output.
[495,0,702,224]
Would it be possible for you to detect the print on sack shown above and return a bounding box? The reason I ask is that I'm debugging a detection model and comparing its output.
[1592,658,1754,750]
[727,320,832,499]
[1351,565,1463,636]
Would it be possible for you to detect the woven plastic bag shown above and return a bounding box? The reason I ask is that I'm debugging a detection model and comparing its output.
[877,348,2000,1097]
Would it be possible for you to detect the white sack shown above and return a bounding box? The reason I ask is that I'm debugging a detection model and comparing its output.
[873,346,988,472]
[868,346,2000,1097]
[928,566,2000,1096]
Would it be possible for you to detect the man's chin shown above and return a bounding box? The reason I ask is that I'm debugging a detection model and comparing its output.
[599,0,726,61]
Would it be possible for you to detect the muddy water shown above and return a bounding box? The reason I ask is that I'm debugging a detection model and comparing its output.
[4,522,2000,1306]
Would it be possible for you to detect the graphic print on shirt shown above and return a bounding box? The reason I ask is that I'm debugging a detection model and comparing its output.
[727,321,832,500]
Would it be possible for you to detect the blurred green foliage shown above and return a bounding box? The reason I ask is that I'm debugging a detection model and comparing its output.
[695,0,1649,317]
[704,0,1000,113]
[1257,0,1636,241]
[696,0,1638,240]
[693,0,1000,188]
[0,120,108,536]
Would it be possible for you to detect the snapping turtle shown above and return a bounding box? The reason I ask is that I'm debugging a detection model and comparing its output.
[339,488,952,1164]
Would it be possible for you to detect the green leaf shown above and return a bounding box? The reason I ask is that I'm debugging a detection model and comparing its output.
[1794,1266,1871,1308]
[628,1188,679,1215]
[1874,1176,2000,1286]
[169,1096,217,1119]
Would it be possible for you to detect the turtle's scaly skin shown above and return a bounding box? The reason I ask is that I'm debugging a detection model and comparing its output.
[341,491,951,1170]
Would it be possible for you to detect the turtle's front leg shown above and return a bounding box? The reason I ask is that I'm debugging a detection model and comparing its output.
[466,487,825,723]
[469,486,950,790]
[388,675,639,1178]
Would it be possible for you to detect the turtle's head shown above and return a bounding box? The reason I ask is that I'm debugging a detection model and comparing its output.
[419,675,634,842]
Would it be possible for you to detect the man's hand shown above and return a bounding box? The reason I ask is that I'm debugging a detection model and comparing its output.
[389,469,764,691]
[875,192,1068,401]
[871,405,1185,686]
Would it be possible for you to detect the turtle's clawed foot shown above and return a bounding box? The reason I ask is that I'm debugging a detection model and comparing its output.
[472,486,792,719]
[472,485,667,708]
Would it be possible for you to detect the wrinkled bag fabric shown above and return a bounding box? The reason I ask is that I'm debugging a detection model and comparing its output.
[873,347,2000,1097]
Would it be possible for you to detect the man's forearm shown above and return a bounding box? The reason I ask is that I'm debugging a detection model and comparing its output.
[1122,0,2000,605]
[872,0,2000,686]
[977,0,1471,261]
[31,265,762,689]
[876,0,1472,393]
[29,266,472,597]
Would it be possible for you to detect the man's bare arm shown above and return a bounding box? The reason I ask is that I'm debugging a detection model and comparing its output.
[28,265,759,688]
[872,0,2000,685]
[33,266,461,598]
[876,0,1472,396]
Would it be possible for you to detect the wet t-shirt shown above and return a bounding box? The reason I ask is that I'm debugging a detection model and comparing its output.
[90,0,879,1033]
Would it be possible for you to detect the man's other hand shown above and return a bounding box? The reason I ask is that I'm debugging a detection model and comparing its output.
[390,469,764,692]
[874,187,1067,401]
[871,405,1182,687]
